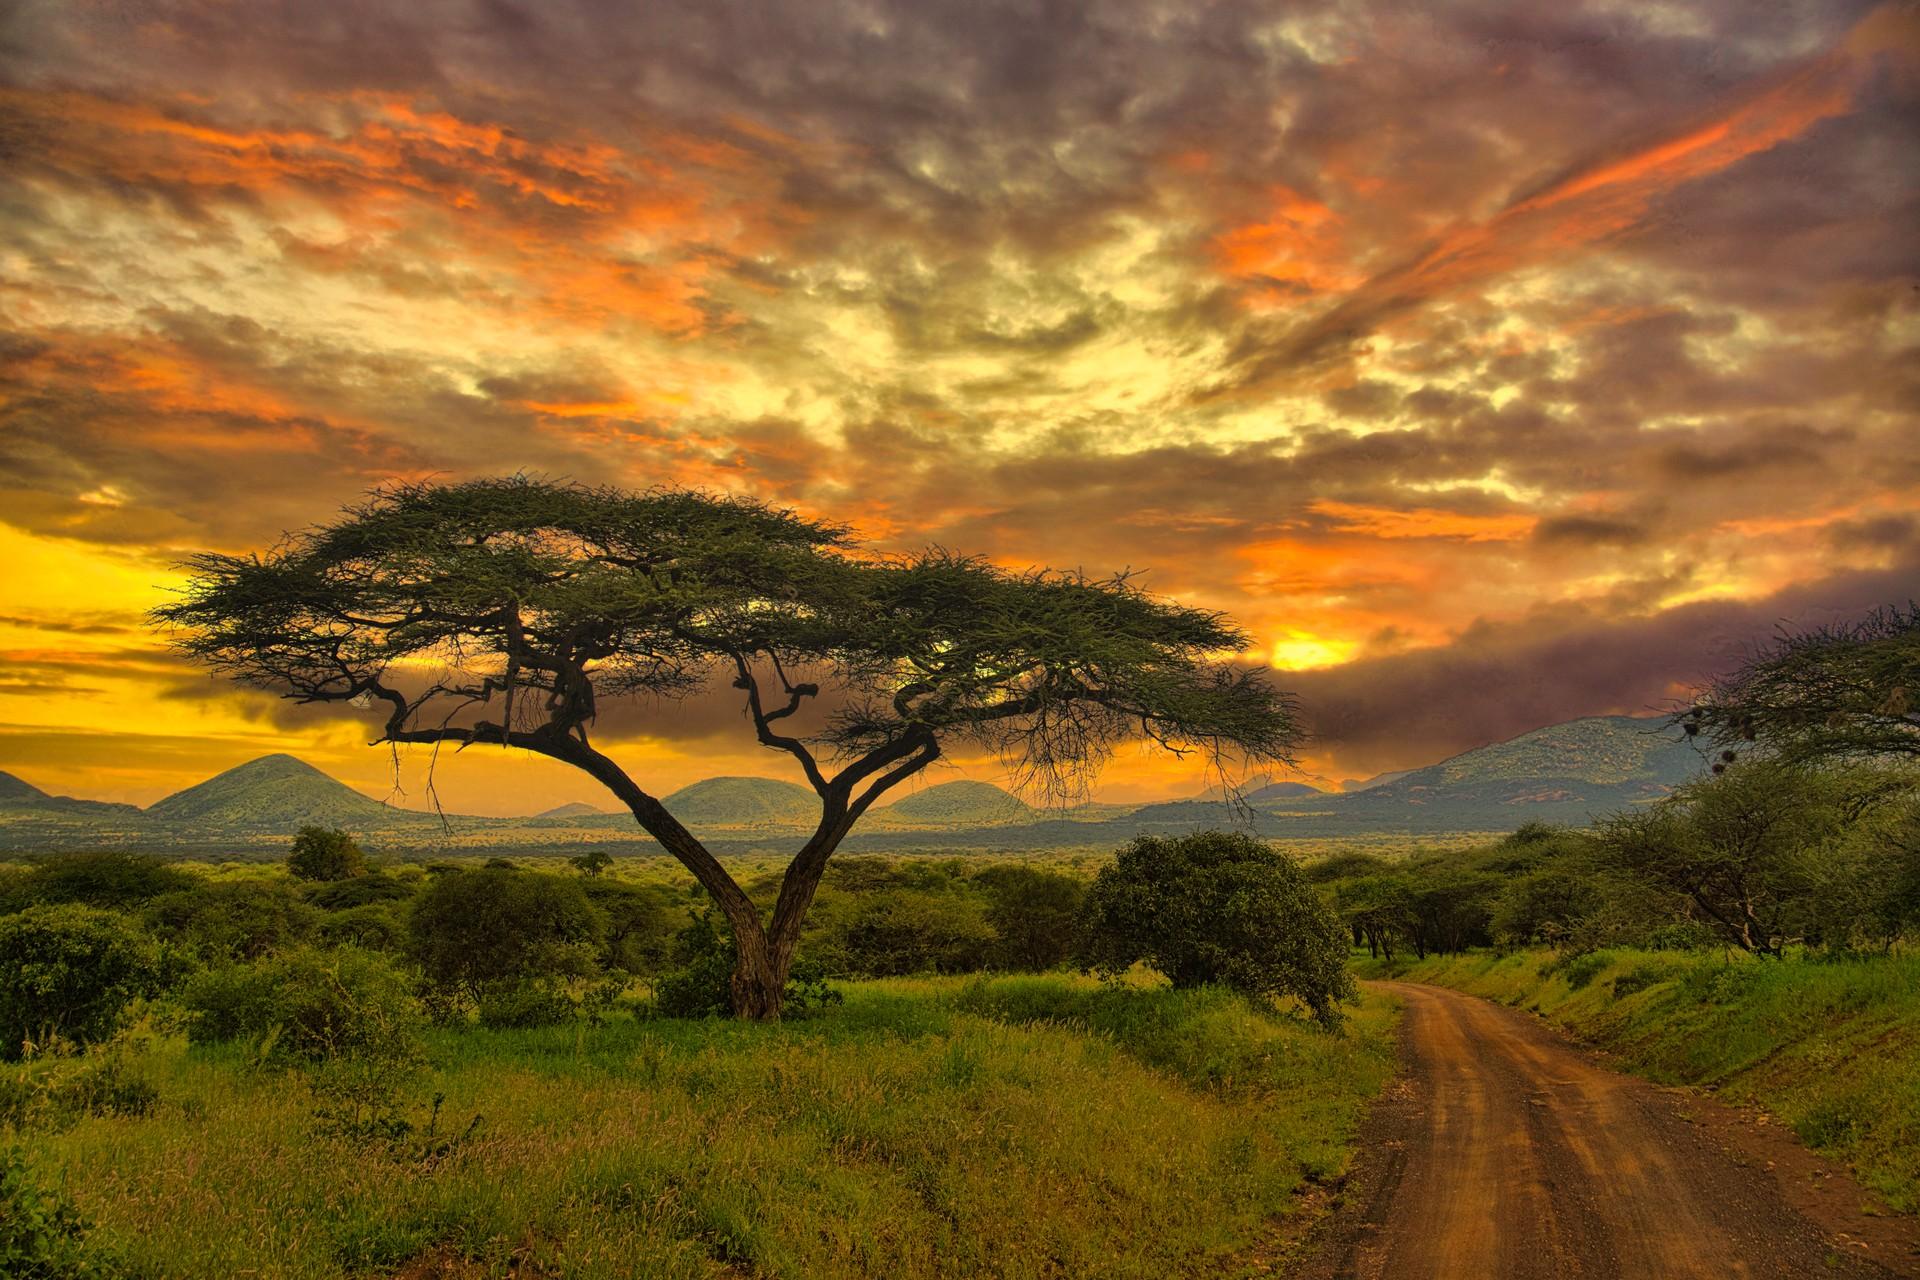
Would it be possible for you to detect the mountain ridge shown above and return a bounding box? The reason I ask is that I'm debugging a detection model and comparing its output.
[0,713,1707,852]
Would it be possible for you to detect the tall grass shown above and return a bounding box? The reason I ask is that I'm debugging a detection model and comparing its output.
[1358,948,1920,1213]
[18,975,1396,1278]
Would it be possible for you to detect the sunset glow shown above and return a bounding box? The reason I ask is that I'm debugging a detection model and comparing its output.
[1,1,1914,813]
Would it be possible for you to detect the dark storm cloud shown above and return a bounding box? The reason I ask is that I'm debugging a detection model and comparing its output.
[1285,553,1920,772]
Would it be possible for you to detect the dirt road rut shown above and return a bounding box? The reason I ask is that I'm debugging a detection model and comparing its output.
[1295,981,1917,1279]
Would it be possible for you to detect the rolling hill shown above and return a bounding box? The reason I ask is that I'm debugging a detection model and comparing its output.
[534,801,609,820]
[146,754,414,830]
[880,780,1035,826]
[660,776,818,828]
[0,771,50,805]
[0,713,1712,854]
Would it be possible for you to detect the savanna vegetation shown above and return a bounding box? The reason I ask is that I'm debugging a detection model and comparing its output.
[0,822,1376,1277]
[7,708,1919,1270]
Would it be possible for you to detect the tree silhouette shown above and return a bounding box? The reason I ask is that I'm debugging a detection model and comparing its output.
[1681,603,1919,767]
[157,478,1298,1017]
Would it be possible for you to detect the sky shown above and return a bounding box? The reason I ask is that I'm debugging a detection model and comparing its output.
[0,0,1915,815]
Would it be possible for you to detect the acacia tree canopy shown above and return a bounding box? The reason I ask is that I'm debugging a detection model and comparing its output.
[157,478,1300,1018]
[1681,604,1919,766]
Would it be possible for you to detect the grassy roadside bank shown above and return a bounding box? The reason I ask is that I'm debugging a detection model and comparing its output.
[15,976,1398,1279]
[1353,948,1920,1214]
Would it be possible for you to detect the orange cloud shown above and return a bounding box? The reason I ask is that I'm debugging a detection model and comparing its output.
[1217,3,1912,392]
[1310,500,1536,543]
[5,87,808,337]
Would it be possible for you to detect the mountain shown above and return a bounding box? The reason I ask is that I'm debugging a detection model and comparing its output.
[881,780,1035,826]
[147,754,410,830]
[1192,773,1277,801]
[534,801,609,819]
[1335,715,1704,827]
[661,776,817,828]
[0,771,52,806]
[1244,781,1324,803]
[1341,769,1412,793]
[1380,715,1698,794]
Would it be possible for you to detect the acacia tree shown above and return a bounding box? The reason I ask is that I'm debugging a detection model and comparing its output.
[157,478,1298,1018]
[1680,604,1919,767]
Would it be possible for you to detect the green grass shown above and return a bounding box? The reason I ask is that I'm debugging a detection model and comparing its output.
[17,976,1398,1278]
[1356,948,1920,1214]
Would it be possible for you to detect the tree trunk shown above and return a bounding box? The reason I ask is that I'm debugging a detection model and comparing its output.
[727,918,793,1021]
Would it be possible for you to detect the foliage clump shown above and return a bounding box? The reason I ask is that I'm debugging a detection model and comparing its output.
[1077,830,1354,1027]
[406,865,603,1010]
[0,906,172,1060]
[1681,603,1918,766]
[177,946,423,1067]
[286,825,366,882]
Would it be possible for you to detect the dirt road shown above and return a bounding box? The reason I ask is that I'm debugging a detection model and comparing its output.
[1295,981,1918,1279]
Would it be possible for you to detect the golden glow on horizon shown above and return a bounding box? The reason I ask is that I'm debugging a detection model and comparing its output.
[0,4,1913,809]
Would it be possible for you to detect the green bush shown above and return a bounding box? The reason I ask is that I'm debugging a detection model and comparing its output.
[1558,950,1614,991]
[306,873,413,911]
[406,866,603,1004]
[1610,959,1680,998]
[0,1146,121,1278]
[142,881,317,960]
[315,903,408,953]
[583,880,681,975]
[0,906,171,1060]
[652,912,839,1019]
[286,826,367,882]
[1077,830,1354,1026]
[178,947,422,1066]
[974,866,1085,971]
[15,853,195,911]
[828,888,995,977]
[475,982,576,1029]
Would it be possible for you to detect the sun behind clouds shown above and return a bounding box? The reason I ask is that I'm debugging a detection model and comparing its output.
[0,1,1914,812]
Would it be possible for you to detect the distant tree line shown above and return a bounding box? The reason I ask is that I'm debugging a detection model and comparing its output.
[1314,757,1918,963]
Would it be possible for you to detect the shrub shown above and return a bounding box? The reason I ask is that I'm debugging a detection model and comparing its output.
[1077,830,1355,1026]
[475,982,577,1029]
[407,866,603,1005]
[306,873,413,911]
[287,826,368,882]
[0,1146,122,1279]
[316,903,408,953]
[827,887,995,976]
[974,866,1085,971]
[142,881,317,960]
[652,912,838,1019]
[177,946,422,1066]
[0,906,170,1060]
[1558,951,1614,990]
[583,880,681,974]
[15,853,195,910]
[1609,960,1680,998]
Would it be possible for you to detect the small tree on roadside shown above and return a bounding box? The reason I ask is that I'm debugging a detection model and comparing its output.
[287,825,367,882]
[1077,830,1354,1027]
[158,478,1299,1019]
[1595,760,1870,956]
[1679,603,1919,766]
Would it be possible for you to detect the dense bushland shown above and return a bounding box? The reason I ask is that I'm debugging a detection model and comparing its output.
[1314,759,1920,960]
